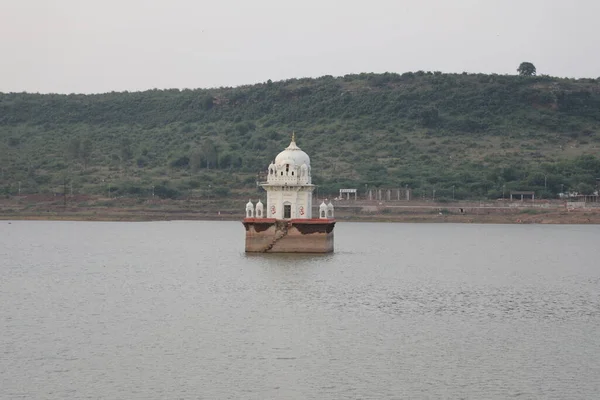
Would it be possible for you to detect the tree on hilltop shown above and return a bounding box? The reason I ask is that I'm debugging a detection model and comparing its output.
[517,62,536,76]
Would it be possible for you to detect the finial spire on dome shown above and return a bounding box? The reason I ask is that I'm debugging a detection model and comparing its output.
[292,131,296,143]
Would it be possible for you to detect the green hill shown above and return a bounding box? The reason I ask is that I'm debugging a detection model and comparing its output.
[1,71,600,200]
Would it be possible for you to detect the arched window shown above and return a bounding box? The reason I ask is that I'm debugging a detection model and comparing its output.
[321,210,326,218]
[327,209,333,217]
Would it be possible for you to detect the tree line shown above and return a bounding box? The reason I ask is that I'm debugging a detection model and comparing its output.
[1,69,600,199]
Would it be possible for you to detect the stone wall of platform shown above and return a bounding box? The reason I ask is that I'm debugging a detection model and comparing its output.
[242,218,335,253]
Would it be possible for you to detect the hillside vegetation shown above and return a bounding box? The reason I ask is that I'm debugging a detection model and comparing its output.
[1,71,600,200]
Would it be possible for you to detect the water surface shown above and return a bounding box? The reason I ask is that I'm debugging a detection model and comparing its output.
[1,221,599,399]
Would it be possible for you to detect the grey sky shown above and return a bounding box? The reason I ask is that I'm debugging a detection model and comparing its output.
[1,0,598,94]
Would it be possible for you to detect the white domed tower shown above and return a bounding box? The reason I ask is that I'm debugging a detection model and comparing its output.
[242,133,335,253]
[262,133,314,220]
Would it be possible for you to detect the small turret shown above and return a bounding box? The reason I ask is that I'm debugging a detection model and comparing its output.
[245,199,254,218]
[327,201,334,218]
[255,200,264,218]
[319,201,328,219]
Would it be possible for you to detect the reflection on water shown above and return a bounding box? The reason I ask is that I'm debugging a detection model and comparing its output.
[1,221,600,399]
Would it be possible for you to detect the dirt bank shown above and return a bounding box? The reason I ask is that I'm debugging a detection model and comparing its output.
[1,196,599,224]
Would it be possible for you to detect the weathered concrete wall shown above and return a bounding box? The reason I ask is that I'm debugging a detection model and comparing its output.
[242,218,335,253]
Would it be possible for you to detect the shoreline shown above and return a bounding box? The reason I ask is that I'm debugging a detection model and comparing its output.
[2,196,600,224]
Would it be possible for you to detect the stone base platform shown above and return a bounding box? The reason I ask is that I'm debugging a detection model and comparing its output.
[242,218,335,253]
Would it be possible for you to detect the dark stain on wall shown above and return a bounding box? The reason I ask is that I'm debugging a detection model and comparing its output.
[293,222,335,235]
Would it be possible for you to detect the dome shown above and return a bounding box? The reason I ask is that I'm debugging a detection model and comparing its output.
[274,135,310,167]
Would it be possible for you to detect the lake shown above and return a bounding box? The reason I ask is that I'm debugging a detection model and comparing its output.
[1,221,599,399]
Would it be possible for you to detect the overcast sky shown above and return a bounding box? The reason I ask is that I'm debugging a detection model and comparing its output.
[1,0,598,94]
